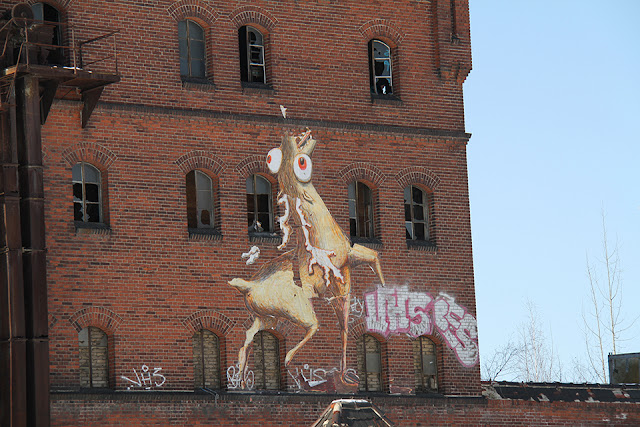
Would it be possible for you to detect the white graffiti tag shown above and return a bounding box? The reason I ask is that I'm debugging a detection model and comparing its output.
[121,364,166,390]
[287,363,359,392]
[364,287,479,368]
[226,362,255,390]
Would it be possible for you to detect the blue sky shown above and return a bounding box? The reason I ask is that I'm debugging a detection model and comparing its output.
[465,1,640,380]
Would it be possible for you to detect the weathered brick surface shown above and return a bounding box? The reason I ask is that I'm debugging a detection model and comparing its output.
[50,393,640,426]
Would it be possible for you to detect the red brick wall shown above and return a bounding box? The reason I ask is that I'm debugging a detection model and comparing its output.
[50,393,640,426]
[4,0,481,412]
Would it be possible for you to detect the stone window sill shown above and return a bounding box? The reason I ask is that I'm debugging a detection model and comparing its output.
[242,81,274,97]
[188,228,223,241]
[75,221,111,235]
[249,232,280,244]
[407,239,437,251]
[182,77,216,92]
[351,236,383,250]
[371,94,402,106]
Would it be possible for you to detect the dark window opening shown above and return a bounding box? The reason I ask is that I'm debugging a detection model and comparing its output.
[79,326,109,388]
[239,25,265,84]
[32,2,64,65]
[369,40,392,96]
[72,162,102,223]
[404,185,431,242]
[179,19,206,79]
[186,170,215,230]
[349,181,374,239]
[246,174,273,233]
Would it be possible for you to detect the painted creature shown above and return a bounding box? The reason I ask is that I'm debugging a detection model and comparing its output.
[228,129,385,388]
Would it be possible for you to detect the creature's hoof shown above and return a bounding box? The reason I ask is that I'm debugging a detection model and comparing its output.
[342,370,359,385]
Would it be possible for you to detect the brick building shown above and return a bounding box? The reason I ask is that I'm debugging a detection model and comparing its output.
[1,0,638,426]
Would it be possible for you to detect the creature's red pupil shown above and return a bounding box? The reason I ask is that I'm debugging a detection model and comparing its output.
[267,155,272,163]
[299,157,306,170]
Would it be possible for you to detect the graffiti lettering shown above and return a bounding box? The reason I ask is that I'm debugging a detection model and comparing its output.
[287,363,359,393]
[121,364,166,390]
[226,362,254,390]
[364,287,479,367]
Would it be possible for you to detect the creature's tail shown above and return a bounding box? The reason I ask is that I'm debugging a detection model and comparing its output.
[228,278,253,293]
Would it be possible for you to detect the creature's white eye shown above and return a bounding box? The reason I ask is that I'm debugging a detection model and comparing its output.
[293,154,312,182]
[266,148,282,173]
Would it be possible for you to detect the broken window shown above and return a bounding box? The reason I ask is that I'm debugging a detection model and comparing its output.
[369,40,393,96]
[349,181,374,239]
[357,334,383,392]
[413,336,438,392]
[246,174,273,233]
[32,2,64,65]
[252,331,280,390]
[179,19,206,79]
[186,170,215,230]
[72,162,102,223]
[239,25,266,84]
[192,329,221,389]
[404,185,432,241]
[78,327,109,388]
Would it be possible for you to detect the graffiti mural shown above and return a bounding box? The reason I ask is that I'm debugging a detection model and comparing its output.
[364,287,479,367]
[288,363,359,393]
[226,362,255,390]
[228,129,385,390]
[121,364,166,390]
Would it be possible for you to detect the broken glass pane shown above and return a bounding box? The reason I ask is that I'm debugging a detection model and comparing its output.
[85,184,99,203]
[73,203,83,221]
[86,203,99,222]
[73,183,83,201]
[199,209,211,226]
[257,194,269,212]
[246,194,255,213]
[404,186,411,203]
[415,223,425,240]
[412,186,423,204]
[413,205,424,221]
[405,222,413,239]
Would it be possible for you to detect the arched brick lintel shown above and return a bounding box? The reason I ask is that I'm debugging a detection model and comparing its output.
[68,306,123,334]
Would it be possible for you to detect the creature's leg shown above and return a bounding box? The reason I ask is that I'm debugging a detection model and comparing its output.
[328,269,356,384]
[238,317,265,389]
[349,244,385,286]
[285,310,319,366]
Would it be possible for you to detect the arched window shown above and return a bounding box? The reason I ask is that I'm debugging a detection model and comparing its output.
[32,2,63,65]
[348,181,374,239]
[404,185,432,242]
[357,334,382,392]
[192,329,221,389]
[72,162,102,223]
[369,40,393,96]
[239,25,266,84]
[246,174,273,233]
[78,326,109,388]
[186,170,215,230]
[252,331,280,390]
[179,19,206,79]
[413,336,438,392]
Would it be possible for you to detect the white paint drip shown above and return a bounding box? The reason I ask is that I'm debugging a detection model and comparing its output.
[277,194,291,250]
[295,197,344,286]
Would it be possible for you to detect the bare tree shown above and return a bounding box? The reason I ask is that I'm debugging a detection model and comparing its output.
[515,300,562,382]
[481,338,521,381]
[581,211,637,383]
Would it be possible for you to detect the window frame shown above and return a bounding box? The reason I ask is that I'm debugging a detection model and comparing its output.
[348,181,375,240]
[239,25,267,86]
[404,184,436,248]
[369,39,393,96]
[246,174,274,235]
[358,333,383,392]
[192,329,222,390]
[78,326,109,389]
[178,18,207,81]
[72,162,103,225]
[252,330,281,390]
[186,170,218,234]
[414,336,439,393]
[32,2,64,66]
